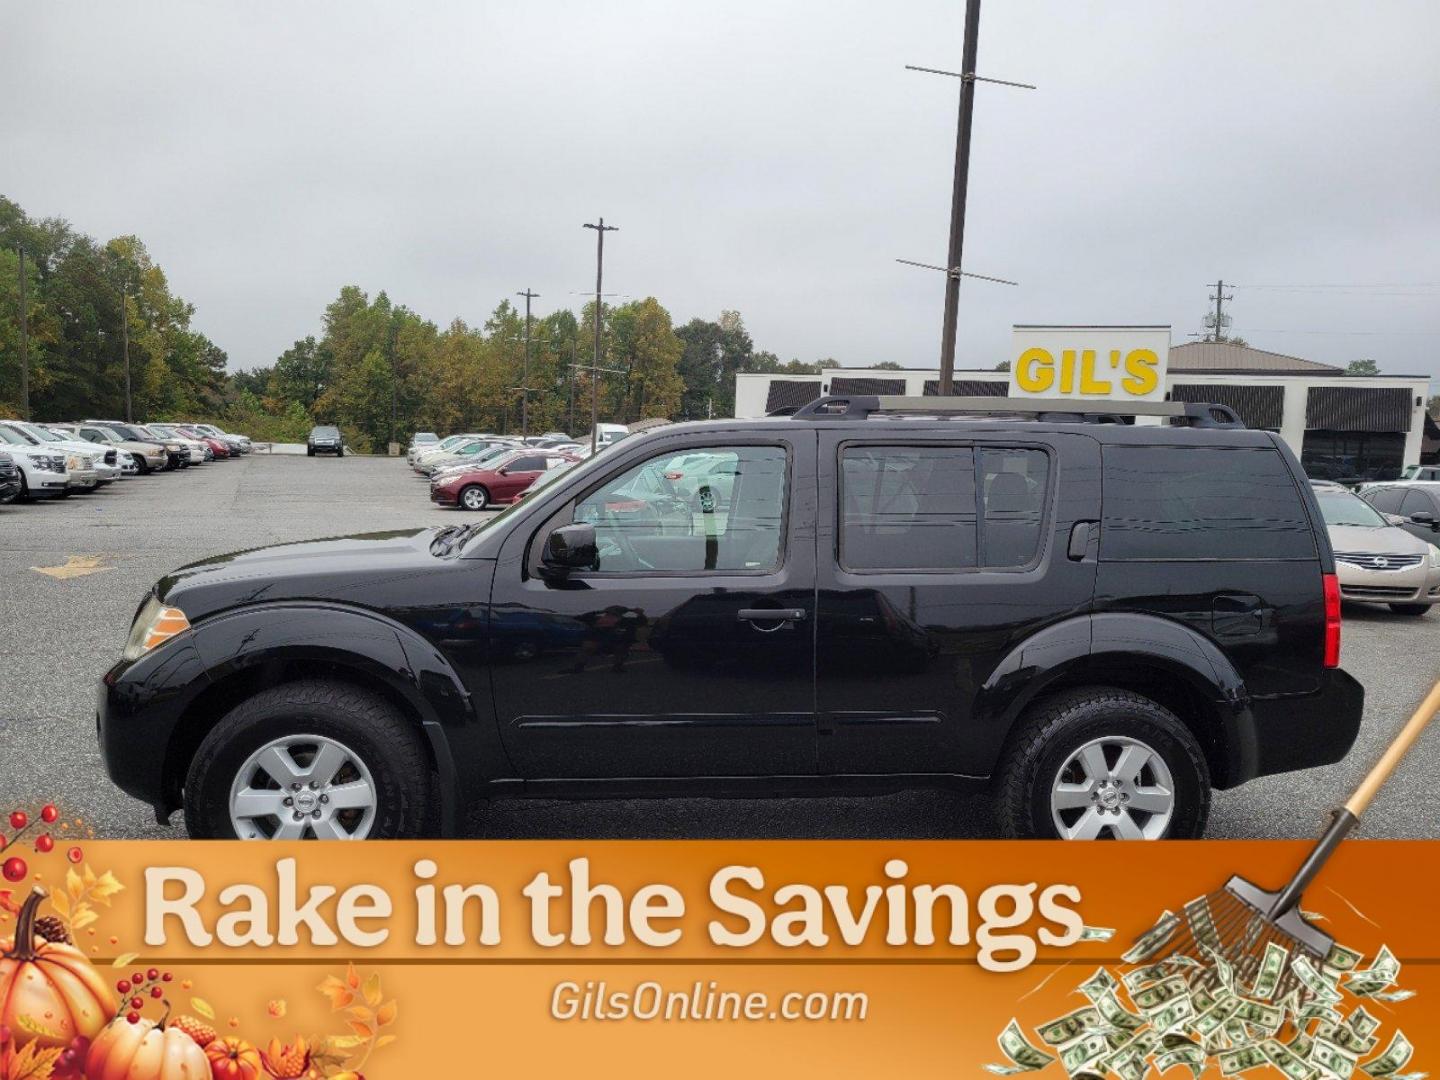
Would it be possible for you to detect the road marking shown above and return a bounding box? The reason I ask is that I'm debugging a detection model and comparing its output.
[31,555,114,579]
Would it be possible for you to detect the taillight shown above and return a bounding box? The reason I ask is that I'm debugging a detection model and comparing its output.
[1322,572,1341,668]
[663,471,684,480]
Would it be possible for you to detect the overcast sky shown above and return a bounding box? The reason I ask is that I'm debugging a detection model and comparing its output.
[4,1,1438,379]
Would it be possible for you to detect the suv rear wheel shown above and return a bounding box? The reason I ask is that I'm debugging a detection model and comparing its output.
[996,687,1210,840]
[183,680,430,839]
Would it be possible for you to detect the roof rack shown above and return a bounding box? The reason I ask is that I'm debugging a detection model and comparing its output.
[786,395,1244,429]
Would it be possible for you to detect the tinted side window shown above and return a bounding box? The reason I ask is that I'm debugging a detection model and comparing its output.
[1364,487,1403,514]
[1400,489,1434,516]
[841,446,977,570]
[1102,447,1314,560]
[509,456,547,471]
[981,448,1050,567]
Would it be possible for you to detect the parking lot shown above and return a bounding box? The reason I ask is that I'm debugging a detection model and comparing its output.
[2,452,1438,840]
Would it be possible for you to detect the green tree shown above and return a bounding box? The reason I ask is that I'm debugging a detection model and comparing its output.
[1346,358,1380,376]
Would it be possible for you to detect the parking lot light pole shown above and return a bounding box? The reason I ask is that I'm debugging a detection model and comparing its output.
[17,246,29,420]
[121,278,133,423]
[583,218,618,454]
[516,288,539,439]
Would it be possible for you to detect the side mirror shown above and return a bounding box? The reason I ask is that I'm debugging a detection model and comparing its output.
[1410,512,1435,525]
[543,523,597,572]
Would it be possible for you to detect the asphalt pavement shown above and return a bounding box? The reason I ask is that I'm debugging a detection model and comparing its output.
[1,453,1436,840]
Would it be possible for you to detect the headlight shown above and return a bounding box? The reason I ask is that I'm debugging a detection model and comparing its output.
[34,454,66,473]
[1429,545,1440,569]
[123,596,192,661]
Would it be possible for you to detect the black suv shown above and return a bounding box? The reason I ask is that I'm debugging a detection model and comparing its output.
[98,395,1362,840]
[307,425,344,456]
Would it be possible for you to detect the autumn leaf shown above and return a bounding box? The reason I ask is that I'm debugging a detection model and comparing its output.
[323,1035,366,1052]
[70,907,98,932]
[82,864,97,890]
[361,972,382,1007]
[346,1020,373,1040]
[317,975,354,1011]
[4,1040,64,1080]
[111,952,138,968]
[344,1006,373,1024]
[47,892,68,919]
[375,1000,397,1027]
[65,868,83,902]
[267,999,287,1018]
[191,997,216,1020]
[374,1034,398,1050]
[344,962,360,990]
[90,870,124,905]
[15,1013,65,1041]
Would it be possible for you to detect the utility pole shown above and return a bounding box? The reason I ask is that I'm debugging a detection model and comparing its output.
[516,288,539,439]
[121,278,133,423]
[583,218,619,454]
[1207,279,1234,343]
[901,3,1031,393]
[567,337,578,435]
[387,316,398,454]
[17,247,29,420]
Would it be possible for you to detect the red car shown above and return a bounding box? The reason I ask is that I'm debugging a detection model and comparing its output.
[175,426,230,459]
[430,449,579,511]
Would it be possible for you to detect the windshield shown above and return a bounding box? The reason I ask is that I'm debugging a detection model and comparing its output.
[313,427,339,436]
[17,423,64,442]
[0,425,40,445]
[413,433,438,443]
[1318,491,1388,528]
[0,427,31,446]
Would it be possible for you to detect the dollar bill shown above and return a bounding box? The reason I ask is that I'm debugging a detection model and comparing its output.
[1150,995,1196,1034]
[1156,1045,1206,1078]
[1132,975,1189,1014]
[1093,990,1146,1033]
[1320,1022,1379,1058]
[1193,998,1242,1039]
[1325,943,1364,972]
[1289,1031,1315,1060]
[1345,947,1400,996]
[1123,912,1180,965]
[1203,944,1237,993]
[1313,1037,1360,1080]
[1123,963,1171,992]
[1037,1007,1104,1047]
[1078,967,1119,1003]
[1251,941,1290,1001]
[988,1019,1058,1075]
[1079,925,1116,942]
[1219,1044,1269,1075]
[1366,990,1415,1004]
[1293,955,1345,1005]
[1264,1038,1320,1080]
[1360,1032,1413,1078]
[1349,1007,1382,1039]
[1232,998,1284,1034]
[1060,1033,1112,1075]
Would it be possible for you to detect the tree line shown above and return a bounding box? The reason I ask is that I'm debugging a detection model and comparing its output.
[1,196,826,451]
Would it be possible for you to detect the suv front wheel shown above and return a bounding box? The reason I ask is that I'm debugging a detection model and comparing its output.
[996,687,1210,840]
[184,680,431,839]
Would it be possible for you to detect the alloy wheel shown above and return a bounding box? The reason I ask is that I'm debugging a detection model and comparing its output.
[227,734,378,839]
[1049,735,1175,840]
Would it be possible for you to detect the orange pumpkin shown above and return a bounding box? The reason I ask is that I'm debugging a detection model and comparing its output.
[206,1035,263,1080]
[86,1014,210,1080]
[0,888,115,1049]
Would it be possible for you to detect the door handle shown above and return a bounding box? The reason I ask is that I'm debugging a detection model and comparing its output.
[737,608,808,622]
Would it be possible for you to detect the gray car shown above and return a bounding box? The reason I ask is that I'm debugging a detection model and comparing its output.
[1316,486,1440,615]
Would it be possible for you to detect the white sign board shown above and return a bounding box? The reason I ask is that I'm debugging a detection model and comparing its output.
[1008,326,1171,403]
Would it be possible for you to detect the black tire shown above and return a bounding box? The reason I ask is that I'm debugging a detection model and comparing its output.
[996,687,1210,840]
[183,679,431,839]
[459,484,489,512]
[1389,603,1430,616]
[17,473,32,503]
[307,447,315,457]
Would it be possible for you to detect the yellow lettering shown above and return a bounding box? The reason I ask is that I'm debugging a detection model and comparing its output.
[1121,349,1160,396]
[1016,348,1054,393]
[1059,350,1076,394]
[1078,350,1111,395]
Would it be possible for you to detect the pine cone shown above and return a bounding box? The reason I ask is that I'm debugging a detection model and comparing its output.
[33,915,70,944]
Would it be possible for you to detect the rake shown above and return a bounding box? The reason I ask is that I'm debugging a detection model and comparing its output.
[1132,679,1440,1003]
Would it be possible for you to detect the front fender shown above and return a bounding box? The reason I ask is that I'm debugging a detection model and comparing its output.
[187,602,488,834]
[976,612,1256,786]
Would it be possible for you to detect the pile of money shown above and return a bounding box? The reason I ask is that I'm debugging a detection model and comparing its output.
[986,906,1421,1080]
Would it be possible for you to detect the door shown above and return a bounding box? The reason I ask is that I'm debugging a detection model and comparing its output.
[492,454,548,501]
[814,431,1100,777]
[487,433,818,779]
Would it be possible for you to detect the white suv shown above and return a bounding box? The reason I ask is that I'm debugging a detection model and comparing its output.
[0,422,105,490]
[0,426,71,499]
[6,422,119,486]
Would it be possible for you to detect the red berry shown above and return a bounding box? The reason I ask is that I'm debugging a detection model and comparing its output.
[66,846,83,864]
[116,980,131,994]
[35,834,54,853]
[150,986,163,999]
[161,972,173,982]
[2,857,26,882]
[126,1012,140,1024]
[147,967,159,981]
[8,812,26,831]
[41,805,58,824]
[130,996,143,1010]
[132,972,144,985]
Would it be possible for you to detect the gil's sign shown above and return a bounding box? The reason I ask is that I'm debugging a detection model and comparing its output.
[1008,326,1171,402]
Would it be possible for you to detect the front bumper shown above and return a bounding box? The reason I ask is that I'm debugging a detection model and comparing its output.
[98,637,211,820]
[1336,560,1440,606]
[67,467,101,490]
[430,485,460,506]
[1246,667,1365,782]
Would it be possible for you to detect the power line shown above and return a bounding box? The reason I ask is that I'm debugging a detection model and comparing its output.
[1229,282,1440,290]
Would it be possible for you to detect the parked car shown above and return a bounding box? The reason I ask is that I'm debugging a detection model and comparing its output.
[430,449,579,510]
[410,432,440,451]
[1315,487,1440,615]
[0,422,105,489]
[170,424,230,459]
[43,425,131,480]
[61,423,169,474]
[0,426,72,499]
[1400,465,1440,482]
[86,421,189,470]
[185,423,252,454]
[1357,483,1440,543]
[146,423,212,463]
[98,396,1363,842]
[412,434,492,471]
[0,451,20,504]
[308,425,345,456]
[420,438,519,476]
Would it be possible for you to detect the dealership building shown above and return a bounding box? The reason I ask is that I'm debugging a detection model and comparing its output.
[734,341,1434,481]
